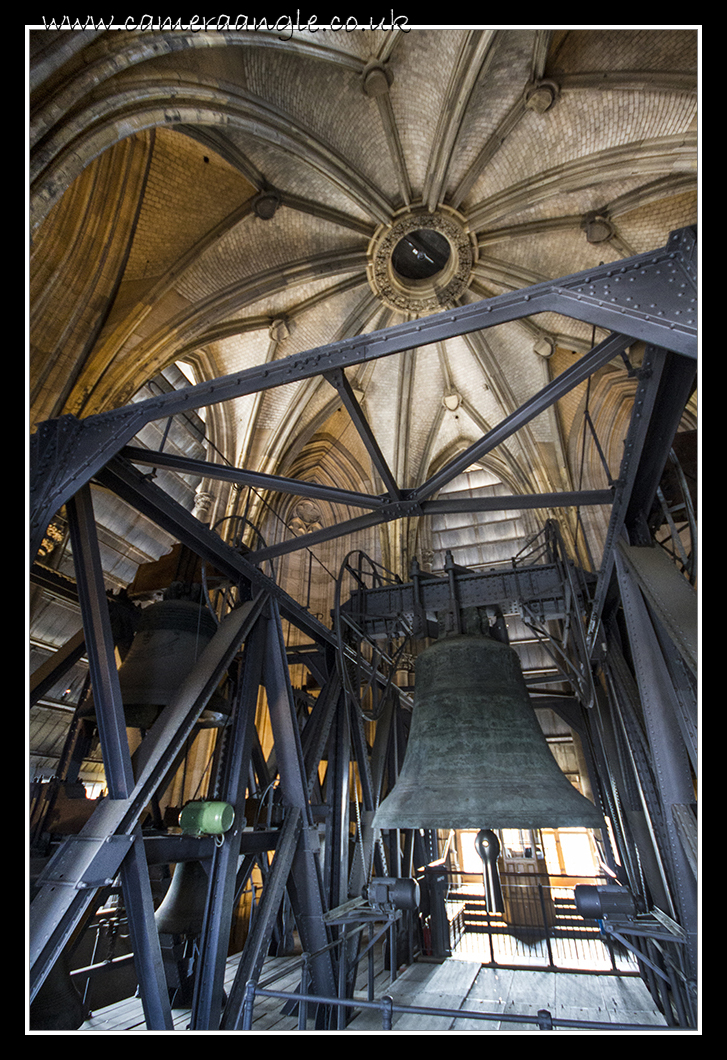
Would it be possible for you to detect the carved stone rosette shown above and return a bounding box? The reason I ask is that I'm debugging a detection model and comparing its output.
[366,205,478,314]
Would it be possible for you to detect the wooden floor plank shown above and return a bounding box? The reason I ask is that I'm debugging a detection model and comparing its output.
[79,944,668,1032]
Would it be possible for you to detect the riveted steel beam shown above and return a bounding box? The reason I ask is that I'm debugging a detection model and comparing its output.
[29,228,697,562]
[247,488,613,563]
[121,444,386,510]
[324,368,401,499]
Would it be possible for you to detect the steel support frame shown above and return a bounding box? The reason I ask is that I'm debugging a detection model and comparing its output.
[586,346,697,654]
[252,606,340,1007]
[29,227,696,563]
[190,613,267,1030]
[221,808,305,1030]
[29,228,698,1029]
[221,601,339,1029]
[68,493,171,1028]
[325,687,352,913]
[574,345,698,1016]
[31,485,173,1028]
[602,637,679,899]
[318,354,699,1015]
[30,586,266,1015]
[614,551,698,979]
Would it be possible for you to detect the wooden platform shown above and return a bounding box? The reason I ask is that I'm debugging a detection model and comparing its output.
[81,952,315,1031]
[80,947,669,1032]
[345,960,669,1032]
[80,943,397,1032]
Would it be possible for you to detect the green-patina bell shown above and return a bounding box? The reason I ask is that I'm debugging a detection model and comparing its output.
[373,634,603,832]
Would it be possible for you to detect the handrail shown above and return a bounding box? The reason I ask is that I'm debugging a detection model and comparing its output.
[246,913,400,1031]
[256,919,372,989]
[232,871,687,1030]
[239,979,678,1032]
[430,867,612,882]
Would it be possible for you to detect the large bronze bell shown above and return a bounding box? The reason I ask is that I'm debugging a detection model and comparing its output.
[373,634,603,831]
[117,599,229,729]
[154,860,210,936]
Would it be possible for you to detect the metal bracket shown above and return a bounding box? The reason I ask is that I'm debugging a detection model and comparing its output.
[37,833,135,889]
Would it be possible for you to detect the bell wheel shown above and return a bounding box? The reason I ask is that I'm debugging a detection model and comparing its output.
[201,515,273,623]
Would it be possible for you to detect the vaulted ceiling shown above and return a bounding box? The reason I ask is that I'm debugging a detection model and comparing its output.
[29,26,698,727]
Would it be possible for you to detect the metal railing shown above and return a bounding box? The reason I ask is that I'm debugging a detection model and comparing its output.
[426,869,638,974]
[232,887,683,1032]
[237,978,676,1032]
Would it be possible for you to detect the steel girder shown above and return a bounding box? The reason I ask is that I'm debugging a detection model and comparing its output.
[29,592,266,1013]
[614,552,698,974]
[586,345,696,648]
[120,444,386,510]
[29,227,696,563]
[29,227,698,1030]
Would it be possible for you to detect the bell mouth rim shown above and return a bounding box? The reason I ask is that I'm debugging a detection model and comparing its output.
[373,629,604,833]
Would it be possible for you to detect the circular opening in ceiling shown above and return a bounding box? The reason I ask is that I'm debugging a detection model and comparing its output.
[391,228,451,281]
[367,207,476,312]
